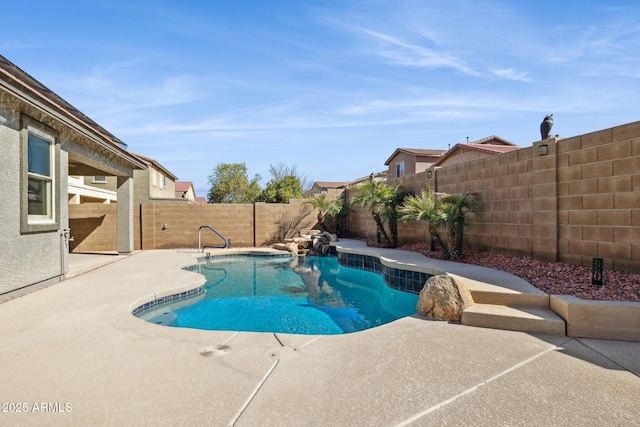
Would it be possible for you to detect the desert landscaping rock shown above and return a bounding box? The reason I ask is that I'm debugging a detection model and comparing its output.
[417,275,474,322]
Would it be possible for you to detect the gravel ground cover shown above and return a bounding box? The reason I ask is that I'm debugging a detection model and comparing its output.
[392,241,640,303]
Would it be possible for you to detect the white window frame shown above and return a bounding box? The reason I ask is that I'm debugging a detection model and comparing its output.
[396,161,405,178]
[20,116,60,233]
[27,127,55,223]
[92,175,107,184]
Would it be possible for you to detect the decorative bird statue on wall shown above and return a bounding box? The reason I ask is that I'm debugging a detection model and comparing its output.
[540,114,553,140]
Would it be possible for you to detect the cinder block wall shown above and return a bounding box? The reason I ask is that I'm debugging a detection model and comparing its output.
[140,203,255,248]
[347,120,640,273]
[557,122,640,272]
[344,189,377,241]
[69,200,318,252]
[254,200,317,245]
[69,204,118,252]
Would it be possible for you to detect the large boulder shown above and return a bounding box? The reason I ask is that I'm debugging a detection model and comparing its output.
[273,243,288,251]
[285,242,300,257]
[416,275,474,322]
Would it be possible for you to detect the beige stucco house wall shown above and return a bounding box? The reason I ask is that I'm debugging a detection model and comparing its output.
[68,175,117,204]
[69,153,184,206]
[130,153,178,203]
[0,55,145,301]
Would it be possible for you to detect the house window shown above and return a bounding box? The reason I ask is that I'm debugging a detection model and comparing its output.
[21,116,60,233]
[27,128,55,221]
[162,174,167,188]
[92,175,107,183]
[396,161,405,178]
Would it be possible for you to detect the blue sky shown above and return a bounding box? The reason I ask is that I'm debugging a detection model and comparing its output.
[4,1,640,196]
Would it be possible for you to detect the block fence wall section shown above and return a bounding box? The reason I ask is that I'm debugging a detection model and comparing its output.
[69,204,118,252]
[69,199,317,251]
[139,199,314,249]
[346,120,640,273]
[139,202,255,249]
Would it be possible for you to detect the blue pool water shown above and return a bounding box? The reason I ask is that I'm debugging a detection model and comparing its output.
[136,255,419,335]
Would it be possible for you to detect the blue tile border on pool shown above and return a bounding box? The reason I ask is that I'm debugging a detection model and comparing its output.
[131,286,205,316]
[194,252,293,264]
[336,251,432,294]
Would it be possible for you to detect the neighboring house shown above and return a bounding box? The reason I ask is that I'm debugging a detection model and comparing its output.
[431,135,520,168]
[349,171,389,187]
[69,154,185,205]
[307,181,348,202]
[129,152,179,204]
[68,175,117,204]
[0,54,146,300]
[385,148,445,179]
[309,172,389,197]
[175,181,196,202]
[309,181,347,195]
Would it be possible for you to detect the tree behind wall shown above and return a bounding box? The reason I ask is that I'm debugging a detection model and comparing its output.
[207,163,261,203]
[268,162,312,193]
[257,175,303,203]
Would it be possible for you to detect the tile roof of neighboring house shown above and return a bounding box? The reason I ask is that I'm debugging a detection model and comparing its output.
[432,136,520,167]
[194,197,207,204]
[466,135,517,146]
[0,55,145,169]
[129,152,179,181]
[175,181,194,192]
[175,181,195,199]
[349,170,388,185]
[312,181,349,189]
[385,148,445,165]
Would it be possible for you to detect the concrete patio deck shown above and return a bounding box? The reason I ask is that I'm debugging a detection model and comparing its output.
[0,245,638,426]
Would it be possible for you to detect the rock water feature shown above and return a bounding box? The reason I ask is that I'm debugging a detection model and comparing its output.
[273,230,338,257]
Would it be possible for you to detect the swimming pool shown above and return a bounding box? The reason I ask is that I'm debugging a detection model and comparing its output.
[135,254,420,335]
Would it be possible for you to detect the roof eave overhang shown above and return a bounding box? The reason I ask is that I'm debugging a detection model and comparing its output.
[0,77,147,171]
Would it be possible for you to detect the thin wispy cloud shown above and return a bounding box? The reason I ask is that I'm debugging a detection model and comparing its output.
[490,68,532,82]
[353,27,478,75]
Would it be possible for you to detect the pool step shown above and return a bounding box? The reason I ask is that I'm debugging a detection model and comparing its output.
[468,289,549,308]
[462,304,566,336]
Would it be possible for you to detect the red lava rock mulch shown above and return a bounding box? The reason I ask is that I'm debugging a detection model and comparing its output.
[394,241,640,303]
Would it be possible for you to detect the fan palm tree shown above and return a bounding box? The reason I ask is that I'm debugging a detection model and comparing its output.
[350,179,397,247]
[304,193,343,233]
[440,192,480,259]
[398,187,450,259]
[381,187,409,248]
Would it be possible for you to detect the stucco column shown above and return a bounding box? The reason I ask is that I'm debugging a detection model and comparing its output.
[116,175,134,254]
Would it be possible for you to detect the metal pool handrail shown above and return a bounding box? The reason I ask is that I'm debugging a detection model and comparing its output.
[198,225,229,251]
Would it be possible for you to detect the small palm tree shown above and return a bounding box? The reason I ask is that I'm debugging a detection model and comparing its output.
[441,192,480,259]
[305,193,343,233]
[381,187,409,248]
[398,187,450,259]
[351,178,397,247]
